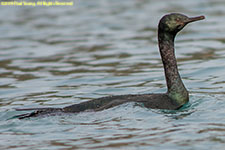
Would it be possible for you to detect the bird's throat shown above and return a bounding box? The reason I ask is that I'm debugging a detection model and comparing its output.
[158,31,188,105]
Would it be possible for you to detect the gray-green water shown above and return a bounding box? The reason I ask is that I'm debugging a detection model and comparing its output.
[1,0,225,149]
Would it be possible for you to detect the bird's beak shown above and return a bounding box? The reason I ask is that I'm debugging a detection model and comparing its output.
[186,15,205,24]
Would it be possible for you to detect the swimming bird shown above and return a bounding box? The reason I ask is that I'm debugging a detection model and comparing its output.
[15,13,205,119]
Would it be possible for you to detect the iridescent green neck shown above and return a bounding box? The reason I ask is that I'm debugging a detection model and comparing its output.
[158,30,189,105]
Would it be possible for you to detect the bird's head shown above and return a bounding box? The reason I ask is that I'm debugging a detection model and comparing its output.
[158,13,205,34]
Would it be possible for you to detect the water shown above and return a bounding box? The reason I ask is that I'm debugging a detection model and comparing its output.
[1,0,225,149]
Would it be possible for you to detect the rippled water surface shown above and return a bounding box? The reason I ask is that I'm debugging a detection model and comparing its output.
[1,0,225,149]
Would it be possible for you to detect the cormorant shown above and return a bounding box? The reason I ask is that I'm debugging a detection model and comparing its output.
[15,13,205,119]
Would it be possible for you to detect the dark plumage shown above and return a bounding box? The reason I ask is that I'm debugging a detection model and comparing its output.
[15,13,205,119]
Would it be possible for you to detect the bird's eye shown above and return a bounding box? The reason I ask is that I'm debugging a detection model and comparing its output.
[176,18,180,22]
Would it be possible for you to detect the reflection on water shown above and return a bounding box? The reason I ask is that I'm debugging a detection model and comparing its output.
[1,0,225,149]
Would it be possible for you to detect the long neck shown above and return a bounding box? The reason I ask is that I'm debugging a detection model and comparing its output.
[158,30,188,105]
